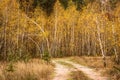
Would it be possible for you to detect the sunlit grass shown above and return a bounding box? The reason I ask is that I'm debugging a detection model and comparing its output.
[69,56,114,68]
[0,59,54,80]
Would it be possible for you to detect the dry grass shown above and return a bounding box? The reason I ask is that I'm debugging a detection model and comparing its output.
[0,59,54,80]
[56,61,74,68]
[69,56,114,68]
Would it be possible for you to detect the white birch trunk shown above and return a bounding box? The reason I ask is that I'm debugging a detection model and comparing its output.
[96,17,106,67]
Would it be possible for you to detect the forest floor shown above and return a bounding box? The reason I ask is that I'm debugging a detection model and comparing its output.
[53,57,110,80]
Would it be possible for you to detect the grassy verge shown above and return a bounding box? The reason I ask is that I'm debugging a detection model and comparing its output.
[106,65,120,80]
[0,59,54,80]
[69,56,113,68]
[68,71,92,80]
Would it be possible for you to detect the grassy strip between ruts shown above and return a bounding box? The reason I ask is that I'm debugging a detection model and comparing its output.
[68,70,93,80]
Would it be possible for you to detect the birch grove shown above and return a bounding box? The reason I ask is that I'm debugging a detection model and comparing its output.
[0,0,119,65]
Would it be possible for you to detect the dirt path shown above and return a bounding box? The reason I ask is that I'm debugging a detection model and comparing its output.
[53,60,108,80]
[64,60,108,80]
[52,61,70,80]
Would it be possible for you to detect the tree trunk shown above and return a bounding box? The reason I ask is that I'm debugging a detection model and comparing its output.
[96,17,106,67]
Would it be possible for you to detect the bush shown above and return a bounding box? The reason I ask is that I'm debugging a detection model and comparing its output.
[42,51,51,63]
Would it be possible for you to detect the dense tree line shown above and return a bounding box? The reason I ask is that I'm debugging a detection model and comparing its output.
[0,0,120,65]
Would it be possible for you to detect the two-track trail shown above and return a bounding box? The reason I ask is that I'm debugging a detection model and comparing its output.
[52,60,108,80]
